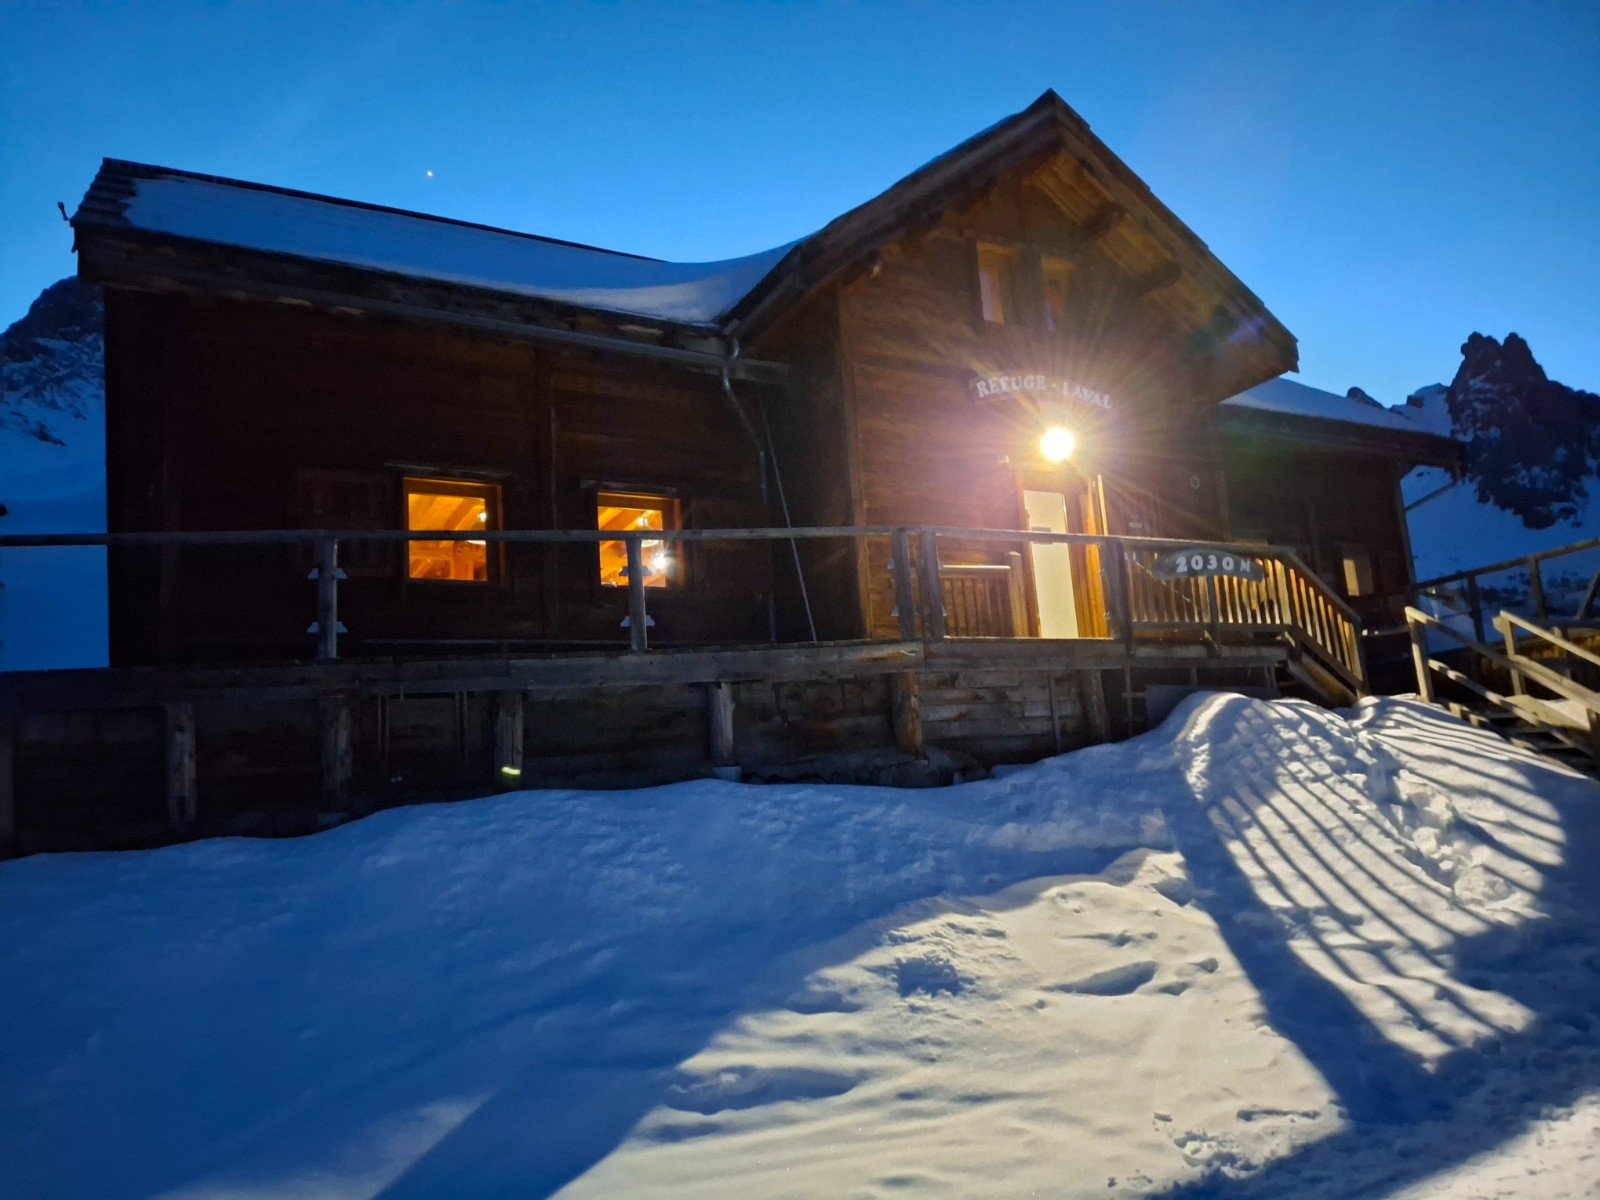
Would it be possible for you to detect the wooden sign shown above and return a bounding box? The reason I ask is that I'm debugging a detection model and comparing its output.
[1153,547,1266,583]
[969,371,1112,411]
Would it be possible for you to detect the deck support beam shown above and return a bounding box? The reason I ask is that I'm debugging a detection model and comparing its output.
[707,682,738,779]
[320,694,354,810]
[1079,669,1112,744]
[890,671,925,759]
[164,702,197,826]
[494,691,525,789]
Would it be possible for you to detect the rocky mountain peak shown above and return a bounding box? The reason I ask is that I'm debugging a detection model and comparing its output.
[1,276,105,445]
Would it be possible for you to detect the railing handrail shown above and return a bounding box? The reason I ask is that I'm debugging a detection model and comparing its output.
[0,524,1302,556]
[1,523,1362,695]
[1415,534,1600,590]
[1495,610,1600,673]
[1406,606,1600,717]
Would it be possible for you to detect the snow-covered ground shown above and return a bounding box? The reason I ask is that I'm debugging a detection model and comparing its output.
[0,419,107,671]
[1,694,1596,1199]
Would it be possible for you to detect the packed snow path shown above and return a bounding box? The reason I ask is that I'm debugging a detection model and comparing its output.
[1,695,1597,1199]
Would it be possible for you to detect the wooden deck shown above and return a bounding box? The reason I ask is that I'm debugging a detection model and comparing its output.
[0,523,1359,853]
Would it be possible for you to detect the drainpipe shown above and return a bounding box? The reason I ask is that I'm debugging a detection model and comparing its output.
[721,338,818,643]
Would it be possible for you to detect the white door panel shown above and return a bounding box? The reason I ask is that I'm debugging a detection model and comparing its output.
[1023,489,1078,638]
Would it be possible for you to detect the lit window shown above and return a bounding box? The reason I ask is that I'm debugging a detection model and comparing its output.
[597,491,679,588]
[976,243,1018,325]
[404,477,498,582]
[1341,545,1375,598]
[1042,255,1072,332]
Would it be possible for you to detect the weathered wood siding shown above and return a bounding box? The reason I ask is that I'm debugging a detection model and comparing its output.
[782,168,1235,639]
[104,290,773,664]
[1224,441,1412,626]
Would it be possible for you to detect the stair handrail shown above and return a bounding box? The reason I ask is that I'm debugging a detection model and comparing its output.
[1495,610,1600,673]
[1279,551,1367,694]
[1405,606,1600,717]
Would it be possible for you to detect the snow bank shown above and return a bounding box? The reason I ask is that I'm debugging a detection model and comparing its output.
[0,695,1596,1198]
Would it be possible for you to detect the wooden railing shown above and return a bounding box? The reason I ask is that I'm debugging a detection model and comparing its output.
[1406,606,1600,763]
[1,524,1366,697]
[1118,544,1364,697]
[1414,536,1600,645]
[940,557,1029,638]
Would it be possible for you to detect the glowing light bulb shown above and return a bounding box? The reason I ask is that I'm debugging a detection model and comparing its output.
[1040,426,1076,464]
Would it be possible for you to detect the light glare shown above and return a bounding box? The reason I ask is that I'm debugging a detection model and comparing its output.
[1040,426,1076,463]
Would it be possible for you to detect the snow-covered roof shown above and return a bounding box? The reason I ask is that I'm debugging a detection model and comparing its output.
[88,167,798,327]
[1222,376,1445,437]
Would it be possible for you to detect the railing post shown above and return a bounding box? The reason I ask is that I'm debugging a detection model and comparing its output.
[890,528,918,642]
[1408,612,1435,703]
[626,535,649,652]
[1497,615,1526,696]
[1205,574,1222,645]
[1464,574,1485,644]
[1528,556,1547,623]
[310,537,344,662]
[1104,539,1133,647]
[917,530,946,641]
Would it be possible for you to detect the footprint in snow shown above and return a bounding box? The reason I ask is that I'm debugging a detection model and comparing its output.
[1043,960,1158,996]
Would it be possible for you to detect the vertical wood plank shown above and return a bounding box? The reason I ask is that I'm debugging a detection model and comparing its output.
[494,691,525,789]
[707,682,737,778]
[165,702,197,826]
[321,694,354,810]
[1005,551,1028,638]
[890,671,925,759]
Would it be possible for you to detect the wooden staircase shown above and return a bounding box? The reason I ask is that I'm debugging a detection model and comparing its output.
[1406,606,1600,776]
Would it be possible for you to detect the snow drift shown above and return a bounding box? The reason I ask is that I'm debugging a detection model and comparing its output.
[1,694,1597,1199]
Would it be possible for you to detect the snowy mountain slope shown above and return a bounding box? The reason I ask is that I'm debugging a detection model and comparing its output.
[1,694,1595,1199]
[0,278,108,671]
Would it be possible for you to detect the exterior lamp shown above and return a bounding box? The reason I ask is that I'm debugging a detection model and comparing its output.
[1040,426,1076,464]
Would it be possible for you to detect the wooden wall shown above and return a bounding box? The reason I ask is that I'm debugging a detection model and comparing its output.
[1223,440,1412,625]
[104,290,774,664]
[756,170,1233,640]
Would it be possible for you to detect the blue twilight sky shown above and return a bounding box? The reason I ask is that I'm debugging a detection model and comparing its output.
[2,1,1596,403]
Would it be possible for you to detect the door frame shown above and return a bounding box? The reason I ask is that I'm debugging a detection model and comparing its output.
[1012,466,1109,639]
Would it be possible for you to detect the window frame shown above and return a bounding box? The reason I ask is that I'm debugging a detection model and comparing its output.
[1040,254,1073,333]
[593,487,684,592]
[974,241,1021,327]
[401,474,504,586]
[1340,543,1376,600]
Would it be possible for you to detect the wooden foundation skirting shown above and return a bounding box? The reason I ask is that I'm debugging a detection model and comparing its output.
[0,638,1285,853]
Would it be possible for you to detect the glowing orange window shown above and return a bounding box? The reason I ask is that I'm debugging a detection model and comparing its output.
[597,491,678,588]
[405,477,498,582]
